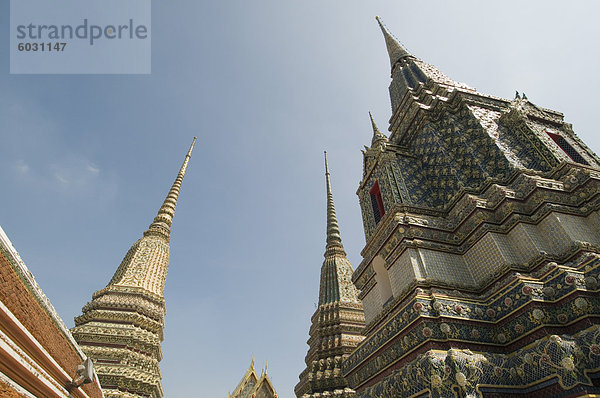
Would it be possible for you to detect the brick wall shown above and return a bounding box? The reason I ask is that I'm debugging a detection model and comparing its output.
[0,246,103,398]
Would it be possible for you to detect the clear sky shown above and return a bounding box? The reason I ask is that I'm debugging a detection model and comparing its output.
[1,1,600,397]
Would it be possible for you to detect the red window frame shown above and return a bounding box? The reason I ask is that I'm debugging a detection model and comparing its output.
[546,131,588,165]
[369,181,385,223]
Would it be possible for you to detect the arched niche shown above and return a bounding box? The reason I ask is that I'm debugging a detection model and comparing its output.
[372,255,393,306]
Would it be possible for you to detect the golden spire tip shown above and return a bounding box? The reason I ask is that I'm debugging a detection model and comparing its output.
[186,137,196,157]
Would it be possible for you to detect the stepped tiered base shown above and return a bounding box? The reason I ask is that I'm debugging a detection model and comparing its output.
[345,164,600,397]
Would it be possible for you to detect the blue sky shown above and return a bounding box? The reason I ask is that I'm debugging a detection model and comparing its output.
[2,1,600,397]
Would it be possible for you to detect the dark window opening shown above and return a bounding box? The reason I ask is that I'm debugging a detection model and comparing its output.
[402,67,416,88]
[410,62,427,83]
[546,131,589,165]
[369,181,385,224]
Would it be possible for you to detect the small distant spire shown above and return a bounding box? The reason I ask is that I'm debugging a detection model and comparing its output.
[144,137,196,242]
[369,112,388,146]
[515,91,520,99]
[522,92,528,100]
[251,355,255,369]
[376,16,411,68]
[324,152,343,250]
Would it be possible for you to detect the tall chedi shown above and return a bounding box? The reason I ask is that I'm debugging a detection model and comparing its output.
[342,17,600,397]
[295,153,365,398]
[71,138,196,398]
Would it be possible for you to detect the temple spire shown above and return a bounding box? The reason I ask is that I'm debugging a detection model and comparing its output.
[144,137,196,242]
[369,111,388,146]
[376,16,411,68]
[295,154,365,397]
[72,138,196,398]
[324,152,344,252]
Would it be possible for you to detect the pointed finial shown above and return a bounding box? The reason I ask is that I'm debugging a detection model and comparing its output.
[251,354,255,369]
[264,360,268,375]
[376,16,411,68]
[515,91,520,99]
[369,111,378,132]
[324,152,344,251]
[188,137,197,156]
[522,92,528,100]
[369,112,388,146]
[144,137,196,242]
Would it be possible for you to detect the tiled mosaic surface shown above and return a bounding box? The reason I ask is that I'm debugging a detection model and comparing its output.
[357,206,600,319]
[355,324,600,398]
[351,23,600,397]
[359,49,599,242]
[354,164,600,293]
[344,254,600,395]
[71,141,195,398]
[296,163,366,398]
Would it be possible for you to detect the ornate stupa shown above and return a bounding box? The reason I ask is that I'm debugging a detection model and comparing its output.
[71,138,196,398]
[295,153,366,398]
[342,17,600,397]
